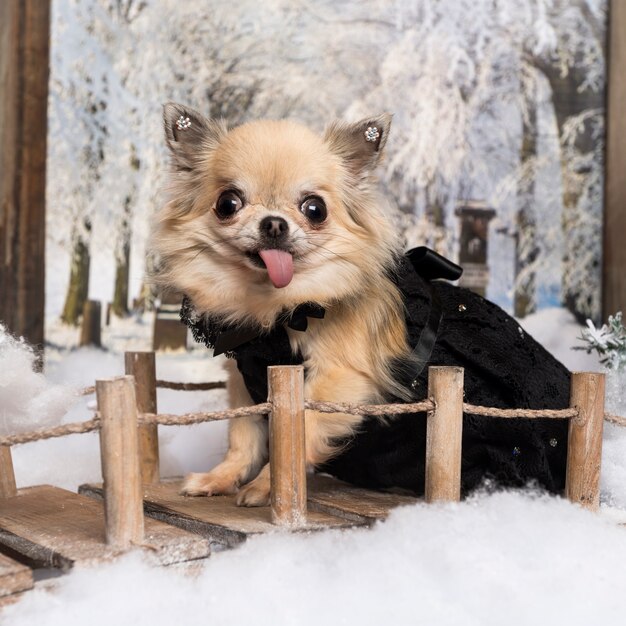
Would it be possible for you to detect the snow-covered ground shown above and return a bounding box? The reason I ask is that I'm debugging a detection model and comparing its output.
[2,307,626,625]
[9,316,231,492]
[8,491,626,626]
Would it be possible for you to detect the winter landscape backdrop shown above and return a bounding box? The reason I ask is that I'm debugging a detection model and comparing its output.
[47,0,606,329]
[2,1,622,623]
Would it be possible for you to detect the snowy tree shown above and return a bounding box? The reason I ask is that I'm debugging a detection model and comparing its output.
[346,0,605,318]
[49,0,111,324]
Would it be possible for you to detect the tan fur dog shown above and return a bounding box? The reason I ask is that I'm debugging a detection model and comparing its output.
[152,103,413,506]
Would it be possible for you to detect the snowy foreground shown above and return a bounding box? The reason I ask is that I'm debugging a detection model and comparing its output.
[3,308,626,625]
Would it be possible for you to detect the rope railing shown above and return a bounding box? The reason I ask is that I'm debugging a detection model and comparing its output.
[77,380,227,396]
[0,417,101,446]
[154,380,226,391]
[2,396,625,448]
[605,412,626,427]
[462,404,580,420]
[307,400,580,420]
[304,399,435,416]
[3,358,620,551]
[137,403,271,427]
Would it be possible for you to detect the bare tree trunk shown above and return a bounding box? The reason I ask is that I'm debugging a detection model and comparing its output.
[0,0,50,357]
[134,252,158,313]
[553,68,602,322]
[111,204,131,318]
[514,87,538,318]
[537,53,605,321]
[603,0,626,319]
[111,148,140,318]
[61,220,91,326]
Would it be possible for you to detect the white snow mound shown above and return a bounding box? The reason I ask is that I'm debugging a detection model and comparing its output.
[6,489,626,626]
[0,324,75,436]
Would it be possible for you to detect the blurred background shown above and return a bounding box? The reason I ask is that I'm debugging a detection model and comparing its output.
[4,0,624,359]
[43,0,606,331]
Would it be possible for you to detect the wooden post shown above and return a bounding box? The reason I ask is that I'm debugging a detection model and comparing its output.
[268,365,307,527]
[565,372,605,511]
[96,376,144,548]
[603,0,626,318]
[125,351,160,484]
[0,1,50,355]
[80,300,102,347]
[425,366,464,503]
[0,446,17,498]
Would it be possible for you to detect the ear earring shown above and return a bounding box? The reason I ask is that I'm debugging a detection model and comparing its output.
[176,115,192,130]
[364,126,380,142]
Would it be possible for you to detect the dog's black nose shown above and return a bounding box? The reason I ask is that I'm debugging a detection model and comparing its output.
[260,216,289,240]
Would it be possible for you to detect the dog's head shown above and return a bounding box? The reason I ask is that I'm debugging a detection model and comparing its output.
[152,104,399,327]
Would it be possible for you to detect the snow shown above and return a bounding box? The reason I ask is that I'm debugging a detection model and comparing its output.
[12,316,230,492]
[517,306,600,371]
[3,307,626,624]
[5,491,626,625]
[0,325,75,437]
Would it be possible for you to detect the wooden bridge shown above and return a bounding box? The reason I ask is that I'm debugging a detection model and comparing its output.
[0,351,614,606]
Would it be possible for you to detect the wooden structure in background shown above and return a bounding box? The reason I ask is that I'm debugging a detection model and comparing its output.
[0,0,622,348]
[0,1,50,353]
[603,0,626,318]
[79,300,102,347]
[455,201,496,297]
[153,292,187,351]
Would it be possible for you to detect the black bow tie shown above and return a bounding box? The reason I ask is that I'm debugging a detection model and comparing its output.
[212,302,325,356]
[182,246,461,365]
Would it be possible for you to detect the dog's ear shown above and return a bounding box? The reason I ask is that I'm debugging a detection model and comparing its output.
[163,102,226,171]
[324,113,392,176]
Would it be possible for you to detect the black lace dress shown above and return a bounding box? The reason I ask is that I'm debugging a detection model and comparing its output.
[181,253,570,496]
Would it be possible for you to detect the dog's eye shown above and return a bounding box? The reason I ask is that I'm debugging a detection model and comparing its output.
[300,196,327,224]
[215,190,243,219]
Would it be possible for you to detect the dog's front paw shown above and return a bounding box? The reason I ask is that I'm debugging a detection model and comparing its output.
[181,470,239,497]
[236,474,270,507]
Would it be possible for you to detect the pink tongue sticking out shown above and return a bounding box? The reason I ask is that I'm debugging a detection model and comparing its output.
[258,249,294,288]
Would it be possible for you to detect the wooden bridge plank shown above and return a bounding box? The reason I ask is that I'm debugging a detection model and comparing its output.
[0,552,33,598]
[0,486,209,569]
[81,478,366,548]
[307,474,419,523]
[80,475,416,547]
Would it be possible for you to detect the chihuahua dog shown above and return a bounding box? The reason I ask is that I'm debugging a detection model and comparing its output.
[152,103,569,505]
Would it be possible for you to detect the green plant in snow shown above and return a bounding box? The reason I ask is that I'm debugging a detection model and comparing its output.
[576,312,626,370]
